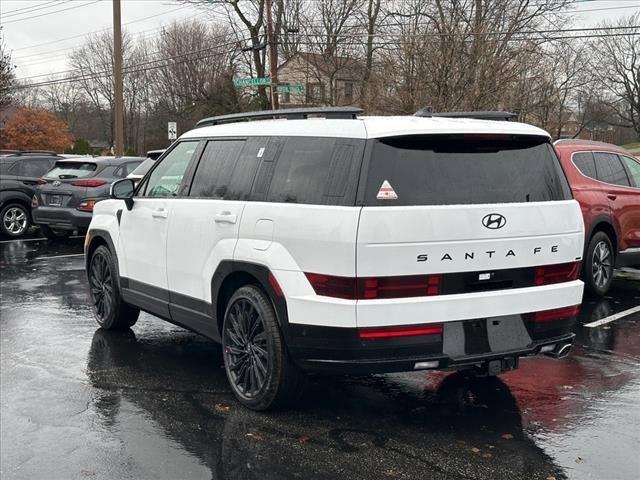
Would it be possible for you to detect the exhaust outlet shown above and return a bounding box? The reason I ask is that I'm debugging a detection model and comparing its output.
[544,343,572,359]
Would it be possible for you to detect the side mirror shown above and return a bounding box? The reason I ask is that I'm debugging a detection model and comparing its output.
[110,178,135,210]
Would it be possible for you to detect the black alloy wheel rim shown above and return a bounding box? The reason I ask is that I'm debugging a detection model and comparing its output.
[592,240,612,289]
[223,299,269,399]
[89,253,113,321]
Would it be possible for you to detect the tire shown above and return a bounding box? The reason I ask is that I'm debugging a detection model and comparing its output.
[222,284,306,411]
[0,203,30,238]
[584,231,615,297]
[88,245,139,329]
[39,224,71,240]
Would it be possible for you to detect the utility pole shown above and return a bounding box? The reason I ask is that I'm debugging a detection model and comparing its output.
[265,0,279,110]
[112,0,125,156]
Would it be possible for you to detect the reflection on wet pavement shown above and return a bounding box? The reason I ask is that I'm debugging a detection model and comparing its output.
[1,239,638,480]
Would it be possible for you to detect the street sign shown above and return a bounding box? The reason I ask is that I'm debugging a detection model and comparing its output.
[233,77,272,87]
[277,84,304,94]
[168,122,177,140]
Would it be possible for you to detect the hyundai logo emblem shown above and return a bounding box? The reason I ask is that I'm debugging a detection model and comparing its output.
[52,181,61,187]
[482,213,507,229]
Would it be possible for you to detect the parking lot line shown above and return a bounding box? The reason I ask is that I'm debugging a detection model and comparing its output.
[583,306,640,328]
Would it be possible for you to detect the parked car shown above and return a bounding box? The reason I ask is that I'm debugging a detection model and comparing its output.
[85,107,585,410]
[555,139,640,296]
[32,156,144,239]
[146,149,165,160]
[0,152,60,238]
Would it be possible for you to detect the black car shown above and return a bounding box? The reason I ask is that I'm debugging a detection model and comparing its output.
[0,152,61,238]
[32,156,144,239]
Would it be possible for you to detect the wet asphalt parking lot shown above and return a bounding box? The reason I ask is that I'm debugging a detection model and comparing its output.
[1,235,639,480]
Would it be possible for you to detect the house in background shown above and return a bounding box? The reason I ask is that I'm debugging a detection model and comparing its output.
[277,52,363,108]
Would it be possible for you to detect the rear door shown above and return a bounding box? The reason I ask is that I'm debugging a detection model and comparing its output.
[118,141,199,317]
[594,153,640,250]
[356,134,583,284]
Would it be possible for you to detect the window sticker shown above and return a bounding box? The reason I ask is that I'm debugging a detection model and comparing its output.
[376,180,398,200]
[257,147,265,158]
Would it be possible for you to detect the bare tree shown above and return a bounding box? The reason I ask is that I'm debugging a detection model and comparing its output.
[590,13,640,137]
[0,28,15,108]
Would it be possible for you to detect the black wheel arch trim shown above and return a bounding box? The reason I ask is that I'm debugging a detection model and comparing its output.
[585,215,619,255]
[85,229,121,289]
[211,260,290,343]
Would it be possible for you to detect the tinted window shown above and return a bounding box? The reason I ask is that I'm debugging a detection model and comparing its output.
[225,137,266,200]
[265,137,362,205]
[46,161,97,179]
[595,153,630,186]
[0,159,18,175]
[20,158,55,177]
[190,140,245,198]
[620,155,640,187]
[573,152,597,179]
[112,161,142,178]
[144,141,197,197]
[365,135,571,206]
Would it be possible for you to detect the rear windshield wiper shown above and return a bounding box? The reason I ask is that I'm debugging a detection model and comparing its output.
[58,174,78,179]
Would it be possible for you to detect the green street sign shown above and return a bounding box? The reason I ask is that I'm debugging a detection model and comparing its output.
[233,77,272,87]
[277,84,304,94]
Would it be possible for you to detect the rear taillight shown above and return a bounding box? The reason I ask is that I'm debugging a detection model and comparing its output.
[304,273,356,299]
[359,323,443,340]
[36,178,46,186]
[304,273,442,300]
[71,178,107,187]
[533,305,580,322]
[535,261,581,285]
[31,195,38,208]
[358,274,442,299]
[77,200,96,212]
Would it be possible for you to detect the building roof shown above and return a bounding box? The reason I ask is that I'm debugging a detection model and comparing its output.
[184,115,549,140]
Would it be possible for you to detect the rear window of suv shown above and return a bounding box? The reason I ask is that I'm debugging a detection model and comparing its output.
[364,134,571,206]
[46,161,97,179]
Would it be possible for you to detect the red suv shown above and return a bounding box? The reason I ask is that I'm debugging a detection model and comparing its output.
[554,140,640,296]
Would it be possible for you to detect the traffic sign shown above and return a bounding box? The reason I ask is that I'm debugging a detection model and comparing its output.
[168,121,177,140]
[234,77,272,87]
[277,84,304,94]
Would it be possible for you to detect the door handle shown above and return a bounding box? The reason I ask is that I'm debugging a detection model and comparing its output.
[151,208,168,219]
[214,211,237,224]
[607,194,617,201]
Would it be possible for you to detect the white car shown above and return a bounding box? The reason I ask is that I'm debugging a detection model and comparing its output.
[84,107,584,410]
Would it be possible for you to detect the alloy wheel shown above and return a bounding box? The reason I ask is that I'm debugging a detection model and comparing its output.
[591,240,612,289]
[3,207,28,236]
[89,253,114,321]
[223,299,269,399]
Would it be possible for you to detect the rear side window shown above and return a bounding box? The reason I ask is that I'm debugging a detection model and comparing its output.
[365,135,571,206]
[46,162,97,179]
[573,152,597,179]
[595,153,630,187]
[620,155,640,187]
[190,140,245,198]
[20,158,55,177]
[264,137,363,205]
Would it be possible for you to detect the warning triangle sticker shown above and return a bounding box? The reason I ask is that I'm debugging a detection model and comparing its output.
[376,180,398,200]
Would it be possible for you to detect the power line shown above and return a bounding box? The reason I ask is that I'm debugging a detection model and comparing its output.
[2,0,72,19]
[0,0,102,25]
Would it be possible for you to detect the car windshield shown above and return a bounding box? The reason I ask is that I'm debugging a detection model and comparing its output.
[46,162,97,179]
[129,158,155,177]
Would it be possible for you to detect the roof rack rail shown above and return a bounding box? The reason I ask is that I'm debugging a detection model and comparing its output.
[196,107,363,127]
[415,109,518,122]
[5,150,60,156]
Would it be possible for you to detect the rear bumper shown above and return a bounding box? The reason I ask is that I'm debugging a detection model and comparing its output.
[287,316,577,374]
[32,206,92,230]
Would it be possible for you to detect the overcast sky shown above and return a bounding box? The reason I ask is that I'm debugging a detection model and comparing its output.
[2,0,639,82]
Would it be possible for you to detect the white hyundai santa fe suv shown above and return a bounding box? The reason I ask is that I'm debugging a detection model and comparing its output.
[85,107,585,410]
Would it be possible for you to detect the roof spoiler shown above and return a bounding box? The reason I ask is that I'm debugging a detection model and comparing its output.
[415,108,518,122]
[196,107,363,127]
